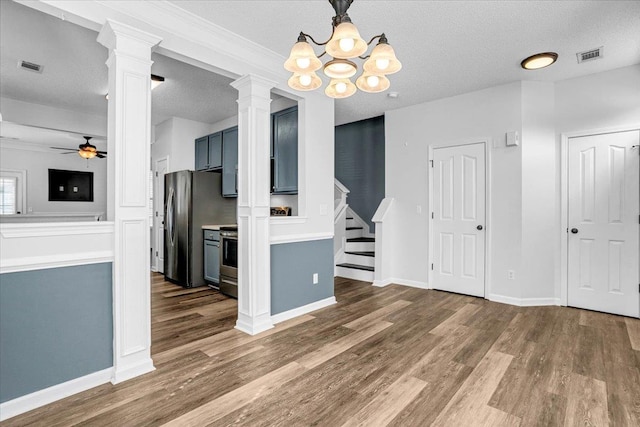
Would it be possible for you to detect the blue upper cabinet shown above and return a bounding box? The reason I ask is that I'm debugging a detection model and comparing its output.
[195,132,222,171]
[272,106,298,194]
[208,132,222,170]
[222,127,238,197]
[195,136,209,170]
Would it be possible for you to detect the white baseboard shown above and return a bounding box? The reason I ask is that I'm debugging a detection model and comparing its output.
[271,296,337,324]
[488,294,561,307]
[111,359,155,384]
[374,277,429,289]
[0,367,113,421]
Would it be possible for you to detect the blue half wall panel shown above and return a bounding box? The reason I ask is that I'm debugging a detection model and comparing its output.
[271,239,334,315]
[0,263,113,403]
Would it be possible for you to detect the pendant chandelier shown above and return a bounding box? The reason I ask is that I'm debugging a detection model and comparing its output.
[284,0,402,99]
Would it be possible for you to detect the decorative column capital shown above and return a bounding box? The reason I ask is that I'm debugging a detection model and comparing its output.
[231,74,278,102]
[97,19,162,55]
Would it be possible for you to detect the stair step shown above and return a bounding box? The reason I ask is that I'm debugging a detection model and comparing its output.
[347,237,375,242]
[346,227,363,230]
[336,263,374,272]
[345,251,375,257]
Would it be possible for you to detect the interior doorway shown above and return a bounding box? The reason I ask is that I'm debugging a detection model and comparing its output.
[564,129,640,317]
[154,156,169,273]
[429,141,487,297]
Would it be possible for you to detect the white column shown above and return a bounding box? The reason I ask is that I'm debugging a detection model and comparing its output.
[231,75,277,335]
[97,20,162,383]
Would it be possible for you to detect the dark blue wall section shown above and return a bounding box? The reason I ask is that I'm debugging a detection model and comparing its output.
[271,239,334,315]
[0,263,113,403]
[335,115,385,233]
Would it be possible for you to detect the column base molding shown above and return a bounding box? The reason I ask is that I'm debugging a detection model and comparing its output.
[235,312,274,336]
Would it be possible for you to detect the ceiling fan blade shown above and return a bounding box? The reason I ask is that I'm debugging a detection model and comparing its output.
[96,151,107,154]
[96,154,106,158]
[50,147,76,150]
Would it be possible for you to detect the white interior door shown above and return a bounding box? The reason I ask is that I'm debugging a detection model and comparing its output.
[155,157,168,273]
[432,142,486,297]
[568,130,639,317]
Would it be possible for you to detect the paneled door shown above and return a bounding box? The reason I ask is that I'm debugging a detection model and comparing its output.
[432,142,486,297]
[568,130,639,317]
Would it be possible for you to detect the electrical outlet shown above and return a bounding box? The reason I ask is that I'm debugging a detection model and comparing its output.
[312,273,319,284]
[507,270,515,280]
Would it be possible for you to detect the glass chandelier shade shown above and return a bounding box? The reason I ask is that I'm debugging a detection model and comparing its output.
[285,0,401,98]
[323,58,357,79]
[288,72,323,91]
[325,78,357,98]
[325,22,367,59]
[284,40,323,73]
[356,73,390,93]
[363,41,402,75]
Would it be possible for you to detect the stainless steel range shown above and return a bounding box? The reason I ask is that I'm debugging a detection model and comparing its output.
[219,226,238,298]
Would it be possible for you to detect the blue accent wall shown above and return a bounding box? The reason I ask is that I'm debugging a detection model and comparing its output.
[335,115,385,233]
[0,263,113,403]
[271,239,334,315]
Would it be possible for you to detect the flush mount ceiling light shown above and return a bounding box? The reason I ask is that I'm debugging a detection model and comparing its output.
[285,0,402,99]
[521,52,558,70]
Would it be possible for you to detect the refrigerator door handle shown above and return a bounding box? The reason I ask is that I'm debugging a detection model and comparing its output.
[166,188,176,247]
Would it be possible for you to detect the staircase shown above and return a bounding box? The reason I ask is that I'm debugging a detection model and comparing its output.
[335,213,375,282]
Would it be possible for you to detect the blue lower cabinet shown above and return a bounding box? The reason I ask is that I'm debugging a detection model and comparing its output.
[203,231,220,284]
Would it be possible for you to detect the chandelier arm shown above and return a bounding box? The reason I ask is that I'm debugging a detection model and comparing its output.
[301,30,334,47]
[366,34,385,46]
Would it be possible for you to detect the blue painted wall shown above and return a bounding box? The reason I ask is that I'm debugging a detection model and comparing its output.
[271,239,334,315]
[335,115,385,233]
[0,263,113,403]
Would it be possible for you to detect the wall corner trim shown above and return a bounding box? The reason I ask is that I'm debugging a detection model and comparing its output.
[0,367,113,422]
[271,296,337,324]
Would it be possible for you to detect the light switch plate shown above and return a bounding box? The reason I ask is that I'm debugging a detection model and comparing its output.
[506,131,519,146]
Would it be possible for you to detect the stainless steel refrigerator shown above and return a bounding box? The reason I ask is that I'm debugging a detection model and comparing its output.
[164,170,236,288]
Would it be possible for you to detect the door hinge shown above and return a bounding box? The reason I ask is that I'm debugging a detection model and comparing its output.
[431,212,434,219]
[155,251,158,257]
[155,171,158,177]
[430,160,434,168]
[155,211,158,217]
[431,263,434,270]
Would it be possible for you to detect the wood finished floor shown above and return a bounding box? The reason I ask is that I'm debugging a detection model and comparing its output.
[4,274,640,426]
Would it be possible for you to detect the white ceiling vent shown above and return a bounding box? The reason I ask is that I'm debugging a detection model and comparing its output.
[576,47,603,64]
[18,60,43,73]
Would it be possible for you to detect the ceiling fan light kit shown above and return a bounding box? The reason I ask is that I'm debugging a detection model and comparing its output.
[285,0,402,99]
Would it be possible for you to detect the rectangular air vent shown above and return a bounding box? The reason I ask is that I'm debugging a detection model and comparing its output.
[576,47,603,64]
[19,60,43,73]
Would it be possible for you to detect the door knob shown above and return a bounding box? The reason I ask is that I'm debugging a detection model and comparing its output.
[477,225,483,231]
[571,228,579,234]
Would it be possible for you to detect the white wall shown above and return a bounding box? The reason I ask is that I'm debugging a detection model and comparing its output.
[385,82,523,293]
[556,65,640,134]
[0,98,107,217]
[0,147,107,216]
[152,116,212,173]
[384,65,640,303]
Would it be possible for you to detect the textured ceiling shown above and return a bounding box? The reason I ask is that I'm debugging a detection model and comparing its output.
[170,0,640,125]
[2,0,639,131]
[0,0,239,131]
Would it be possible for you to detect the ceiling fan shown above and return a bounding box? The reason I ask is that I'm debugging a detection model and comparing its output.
[51,136,107,159]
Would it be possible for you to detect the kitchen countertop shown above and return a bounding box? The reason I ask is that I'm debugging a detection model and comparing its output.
[201,224,237,231]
